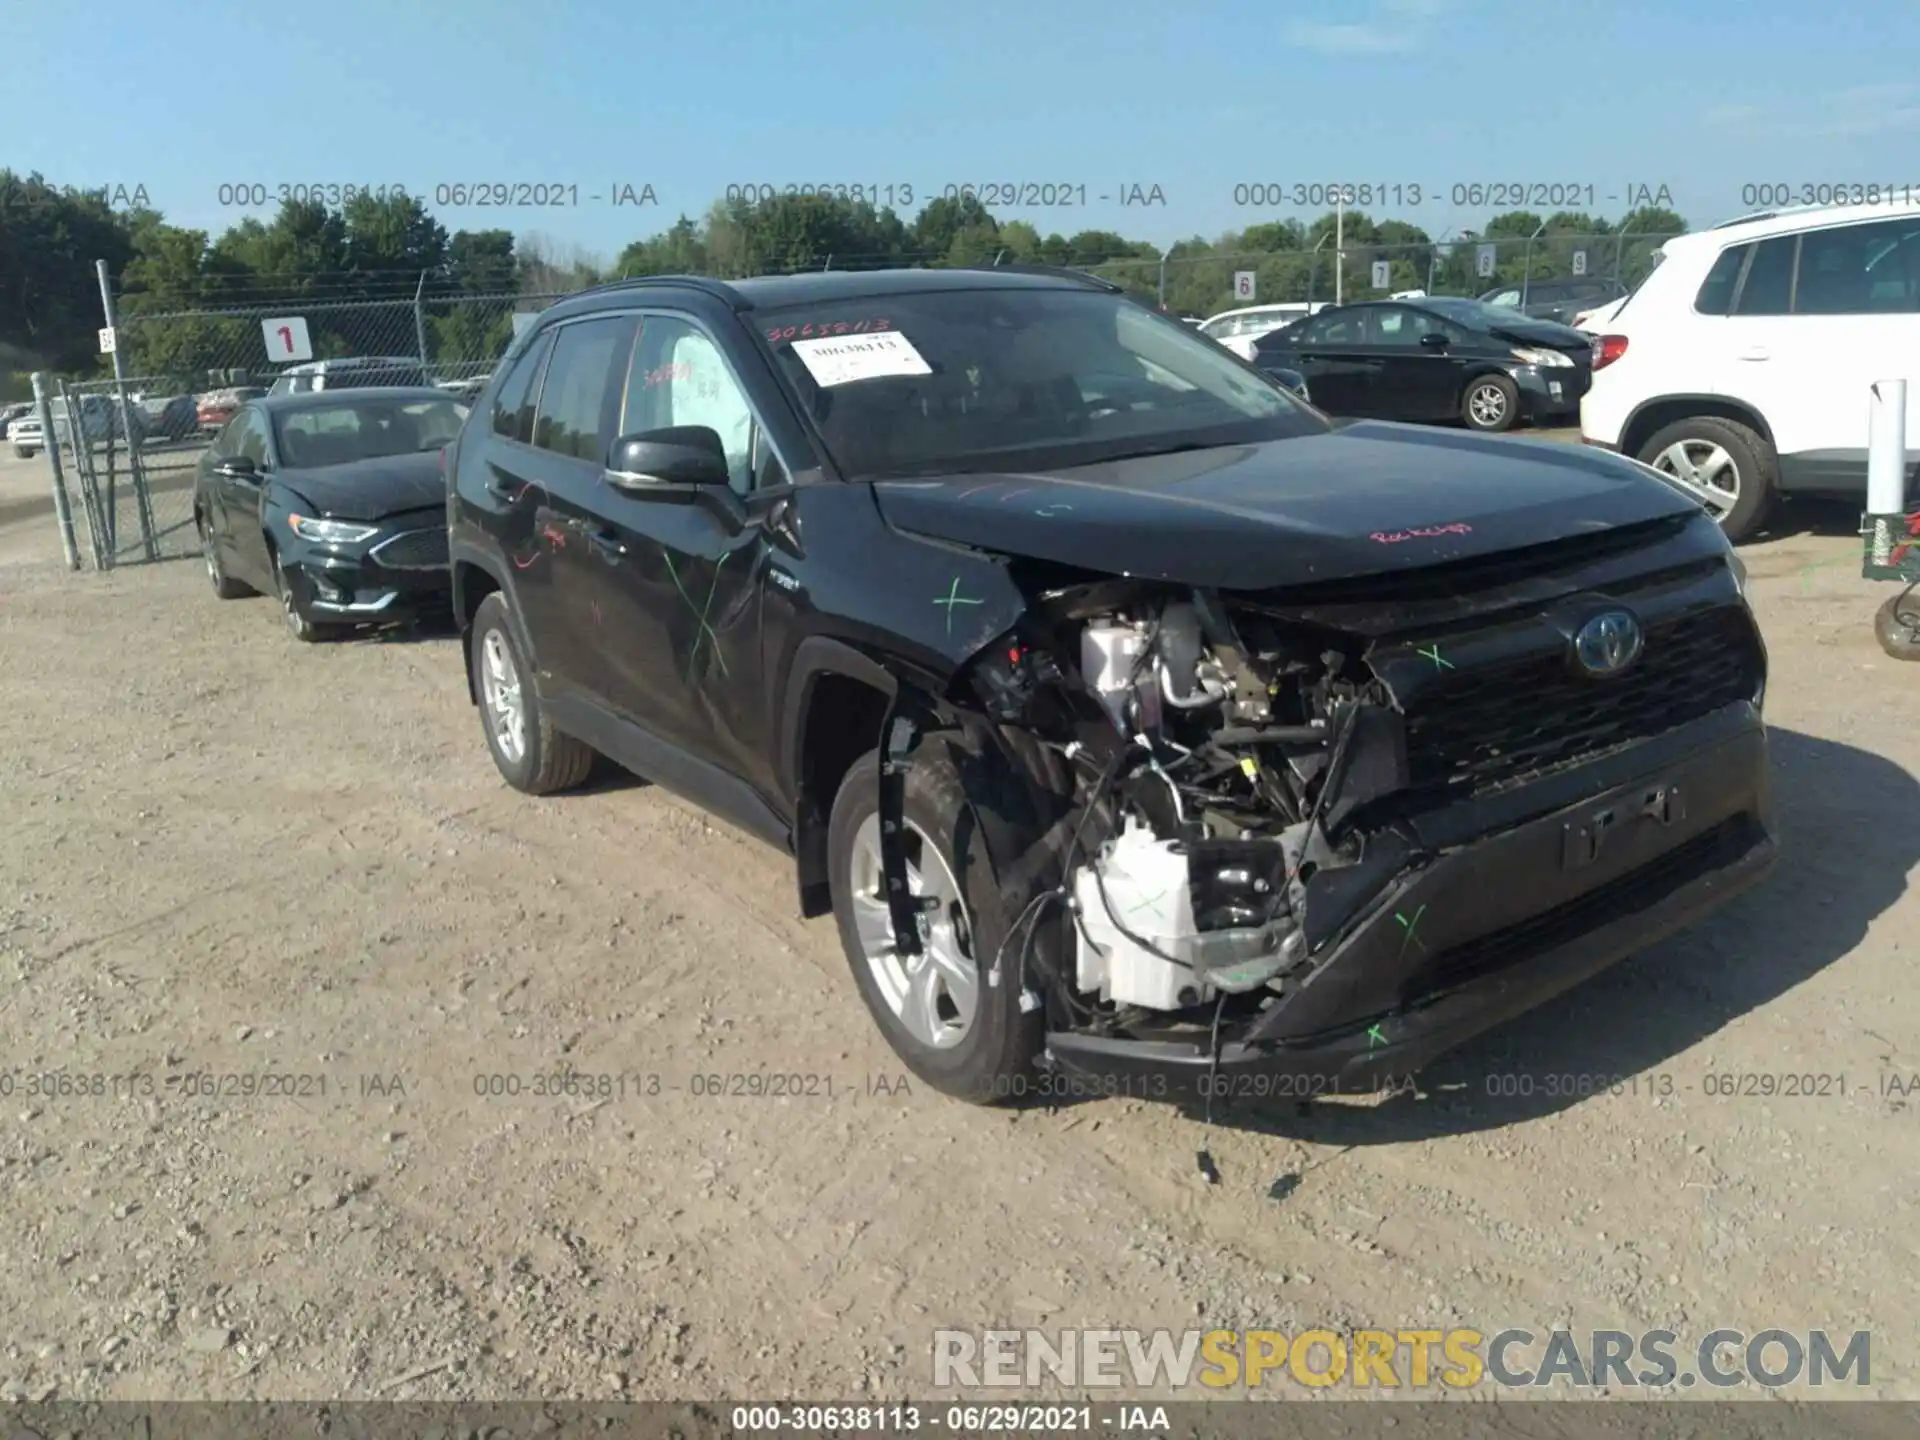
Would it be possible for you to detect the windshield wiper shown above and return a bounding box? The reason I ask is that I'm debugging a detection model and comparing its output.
[1095,439,1219,462]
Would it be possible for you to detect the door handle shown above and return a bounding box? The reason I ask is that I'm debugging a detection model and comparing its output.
[1737,347,1770,361]
[485,476,521,499]
[587,528,627,559]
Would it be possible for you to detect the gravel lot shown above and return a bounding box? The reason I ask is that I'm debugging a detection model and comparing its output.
[0,440,1914,1404]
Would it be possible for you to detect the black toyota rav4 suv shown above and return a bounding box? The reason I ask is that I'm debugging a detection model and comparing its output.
[447,267,1776,1106]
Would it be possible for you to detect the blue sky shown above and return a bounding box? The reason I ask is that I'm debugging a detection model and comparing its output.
[7,0,1920,261]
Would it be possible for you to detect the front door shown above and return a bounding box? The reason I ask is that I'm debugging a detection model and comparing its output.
[578,313,788,793]
[220,406,275,587]
[1365,305,1465,421]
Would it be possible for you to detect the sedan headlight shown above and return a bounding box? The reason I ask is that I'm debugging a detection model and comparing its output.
[1511,346,1574,368]
[288,514,378,544]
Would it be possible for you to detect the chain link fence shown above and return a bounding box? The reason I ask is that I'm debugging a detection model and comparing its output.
[27,230,1684,569]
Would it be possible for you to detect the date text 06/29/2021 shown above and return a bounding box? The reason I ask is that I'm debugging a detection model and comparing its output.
[1227,181,1676,210]
[721,183,1168,208]
[210,182,659,209]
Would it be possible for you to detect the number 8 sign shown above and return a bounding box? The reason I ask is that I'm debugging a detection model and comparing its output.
[262,316,314,364]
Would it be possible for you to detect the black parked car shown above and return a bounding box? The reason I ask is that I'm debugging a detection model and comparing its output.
[195,389,467,640]
[1253,297,1595,432]
[1478,277,1629,326]
[447,267,1774,1106]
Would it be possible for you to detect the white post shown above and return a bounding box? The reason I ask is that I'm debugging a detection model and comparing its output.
[1867,379,1908,566]
[1868,379,1907,513]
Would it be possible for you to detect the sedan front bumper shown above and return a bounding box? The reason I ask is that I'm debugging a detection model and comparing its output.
[281,525,453,626]
[1043,711,1775,1101]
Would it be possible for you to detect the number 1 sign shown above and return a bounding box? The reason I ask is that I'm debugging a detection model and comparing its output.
[262,316,314,364]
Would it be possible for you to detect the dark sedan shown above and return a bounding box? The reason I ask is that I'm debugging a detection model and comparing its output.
[194,389,466,640]
[1251,297,1595,432]
[1478,277,1629,326]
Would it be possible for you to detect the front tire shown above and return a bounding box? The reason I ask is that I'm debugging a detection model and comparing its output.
[826,745,1048,1103]
[469,591,595,794]
[1462,374,1519,432]
[1638,415,1778,544]
[273,551,338,643]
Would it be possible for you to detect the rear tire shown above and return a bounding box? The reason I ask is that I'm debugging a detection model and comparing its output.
[1637,415,1778,544]
[470,591,596,794]
[827,744,1053,1103]
[201,513,251,599]
[1874,591,1920,662]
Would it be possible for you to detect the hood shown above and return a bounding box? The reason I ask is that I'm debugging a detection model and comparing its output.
[1486,315,1592,350]
[276,451,445,521]
[871,422,1699,591]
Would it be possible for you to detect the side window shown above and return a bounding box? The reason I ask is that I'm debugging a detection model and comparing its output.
[1694,244,1751,314]
[532,316,637,462]
[1487,289,1522,307]
[1796,218,1920,315]
[491,329,554,442]
[1299,311,1357,344]
[234,410,270,464]
[1733,235,1797,315]
[619,316,761,494]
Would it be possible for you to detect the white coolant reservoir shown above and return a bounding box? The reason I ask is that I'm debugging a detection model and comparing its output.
[1081,620,1160,731]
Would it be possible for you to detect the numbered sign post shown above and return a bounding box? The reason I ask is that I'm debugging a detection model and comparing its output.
[1233,270,1257,302]
[1571,249,1588,276]
[262,316,314,364]
[1370,260,1391,289]
[1476,244,1497,279]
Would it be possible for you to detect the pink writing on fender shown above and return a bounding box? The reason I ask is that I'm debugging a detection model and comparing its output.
[1369,522,1474,544]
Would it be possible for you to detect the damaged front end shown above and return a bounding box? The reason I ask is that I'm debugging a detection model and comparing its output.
[935,539,1776,1103]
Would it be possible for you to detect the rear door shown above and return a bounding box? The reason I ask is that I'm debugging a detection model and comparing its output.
[511,314,639,697]
[1285,308,1375,413]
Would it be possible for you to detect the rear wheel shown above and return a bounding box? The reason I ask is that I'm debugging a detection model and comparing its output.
[470,591,596,794]
[201,513,251,599]
[1638,416,1778,543]
[1462,374,1519,432]
[827,746,1048,1103]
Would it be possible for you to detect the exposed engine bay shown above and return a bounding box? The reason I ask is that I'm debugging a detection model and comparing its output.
[961,582,1414,1033]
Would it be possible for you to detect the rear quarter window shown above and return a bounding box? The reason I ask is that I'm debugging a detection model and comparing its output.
[1693,245,1750,315]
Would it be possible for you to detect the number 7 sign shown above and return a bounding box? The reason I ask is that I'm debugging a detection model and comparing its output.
[262,316,313,363]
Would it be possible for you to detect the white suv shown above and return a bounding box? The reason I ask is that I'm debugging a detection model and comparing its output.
[1582,199,1920,541]
[1197,303,1327,360]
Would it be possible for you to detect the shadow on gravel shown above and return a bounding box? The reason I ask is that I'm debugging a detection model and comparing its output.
[1183,725,1919,1145]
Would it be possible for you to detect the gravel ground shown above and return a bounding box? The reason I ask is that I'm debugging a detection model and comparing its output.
[0,442,1914,1404]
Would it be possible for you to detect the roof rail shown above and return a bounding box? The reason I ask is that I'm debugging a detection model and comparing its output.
[968,262,1125,292]
[579,273,750,307]
[1712,210,1777,229]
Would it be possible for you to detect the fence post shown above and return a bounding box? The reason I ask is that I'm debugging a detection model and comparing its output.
[95,260,158,561]
[1520,221,1547,304]
[57,377,109,569]
[1158,249,1169,306]
[30,372,81,571]
[413,270,431,368]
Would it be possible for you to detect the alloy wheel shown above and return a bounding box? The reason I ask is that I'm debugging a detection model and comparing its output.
[1468,382,1509,427]
[1652,439,1741,519]
[201,518,221,587]
[846,815,979,1050]
[275,558,305,635]
[481,629,528,765]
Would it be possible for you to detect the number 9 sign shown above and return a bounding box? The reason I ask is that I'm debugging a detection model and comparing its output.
[262,316,314,364]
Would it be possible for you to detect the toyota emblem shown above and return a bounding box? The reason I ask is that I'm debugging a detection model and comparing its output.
[1574,609,1644,676]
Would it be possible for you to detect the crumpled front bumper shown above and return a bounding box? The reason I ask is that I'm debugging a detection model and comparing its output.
[1042,707,1774,1101]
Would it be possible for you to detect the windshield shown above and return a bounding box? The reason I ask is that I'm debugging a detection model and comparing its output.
[756,288,1327,479]
[272,397,468,466]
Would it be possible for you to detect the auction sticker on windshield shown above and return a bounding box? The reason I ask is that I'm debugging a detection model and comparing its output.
[790,330,931,387]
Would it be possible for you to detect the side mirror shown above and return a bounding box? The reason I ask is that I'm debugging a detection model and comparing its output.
[605,426,731,490]
[1419,332,1451,351]
[215,454,258,478]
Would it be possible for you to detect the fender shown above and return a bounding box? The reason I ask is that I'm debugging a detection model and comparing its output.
[451,540,544,706]
[1623,392,1776,450]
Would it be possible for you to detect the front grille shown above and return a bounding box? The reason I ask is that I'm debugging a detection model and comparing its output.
[370,528,449,570]
[1403,605,1762,794]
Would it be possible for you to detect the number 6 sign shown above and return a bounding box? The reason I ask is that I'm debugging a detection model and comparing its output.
[262,316,314,364]
[1233,270,1257,302]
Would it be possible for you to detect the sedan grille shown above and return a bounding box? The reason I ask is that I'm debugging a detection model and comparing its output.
[1403,605,1763,794]
[369,527,449,570]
